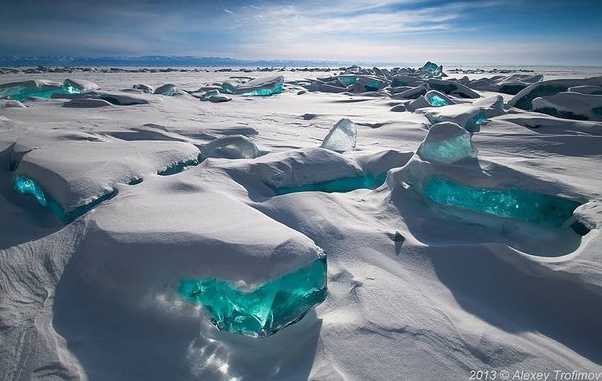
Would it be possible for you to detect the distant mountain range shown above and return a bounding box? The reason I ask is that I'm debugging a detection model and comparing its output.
[0,55,349,67]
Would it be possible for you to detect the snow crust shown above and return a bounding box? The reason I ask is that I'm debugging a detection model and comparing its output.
[1,64,602,381]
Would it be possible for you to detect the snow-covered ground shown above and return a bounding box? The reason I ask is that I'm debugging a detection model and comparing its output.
[1,65,601,381]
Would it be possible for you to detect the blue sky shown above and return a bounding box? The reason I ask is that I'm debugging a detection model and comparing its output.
[1,0,601,65]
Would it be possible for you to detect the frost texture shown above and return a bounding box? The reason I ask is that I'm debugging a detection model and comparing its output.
[423,177,581,227]
[320,118,357,152]
[179,256,327,337]
[417,122,477,164]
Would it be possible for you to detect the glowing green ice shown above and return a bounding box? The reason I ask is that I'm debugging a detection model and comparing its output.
[423,177,581,227]
[337,76,358,86]
[241,82,284,96]
[273,173,386,195]
[0,82,79,101]
[179,256,327,337]
[427,94,449,107]
[14,176,47,206]
[13,175,114,223]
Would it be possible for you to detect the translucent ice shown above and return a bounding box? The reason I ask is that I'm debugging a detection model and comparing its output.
[154,84,178,96]
[337,75,358,86]
[273,172,386,195]
[233,75,285,96]
[0,79,80,101]
[14,176,48,207]
[425,90,453,107]
[428,94,448,107]
[417,122,477,164]
[320,118,357,152]
[200,135,260,161]
[13,175,114,223]
[421,61,443,78]
[423,177,581,227]
[179,256,327,337]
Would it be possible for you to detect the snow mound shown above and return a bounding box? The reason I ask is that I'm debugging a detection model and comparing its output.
[64,78,100,93]
[467,74,543,94]
[13,140,201,220]
[0,99,26,108]
[532,92,602,121]
[508,77,602,111]
[73,176,326,335]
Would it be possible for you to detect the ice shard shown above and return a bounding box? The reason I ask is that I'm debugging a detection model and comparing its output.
[426,90,454,108]
[179,255,327,337]
[154,84,178,96]
[200,135,260,161]
[320,118,357,152]
[423,177,581,227]
[417,122,477,164]
[226,75,285,96]
[420,61,443,78]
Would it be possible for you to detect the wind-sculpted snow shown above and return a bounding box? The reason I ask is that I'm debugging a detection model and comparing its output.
[509,77,602,111]
[12,141,200,222]
[1,64,602,380]
[532,92,602,121]
[71,178,326,337]
[466,74,543,94]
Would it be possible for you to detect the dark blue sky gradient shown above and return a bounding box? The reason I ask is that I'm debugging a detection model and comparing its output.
[0,0,600,65]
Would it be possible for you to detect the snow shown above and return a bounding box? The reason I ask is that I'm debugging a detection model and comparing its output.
[1,64,601,380]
